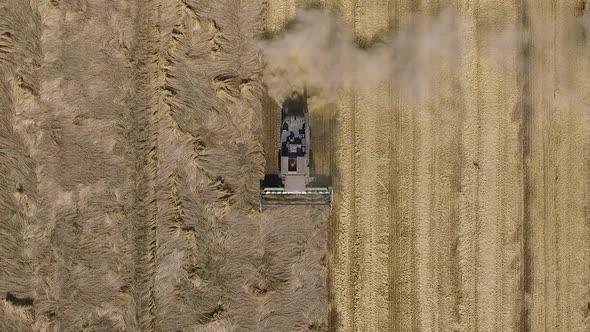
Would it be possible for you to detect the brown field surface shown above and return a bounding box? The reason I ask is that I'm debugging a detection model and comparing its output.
[1,1,589,332]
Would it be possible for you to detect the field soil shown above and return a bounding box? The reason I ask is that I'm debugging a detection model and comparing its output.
[1,1,589,332]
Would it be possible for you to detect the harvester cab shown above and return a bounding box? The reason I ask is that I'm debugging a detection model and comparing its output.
[259,91,333,212]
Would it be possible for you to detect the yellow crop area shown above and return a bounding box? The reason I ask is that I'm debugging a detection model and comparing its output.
[265,1,590,331]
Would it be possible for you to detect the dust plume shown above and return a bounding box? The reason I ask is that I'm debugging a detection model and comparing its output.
[257,8,462,104]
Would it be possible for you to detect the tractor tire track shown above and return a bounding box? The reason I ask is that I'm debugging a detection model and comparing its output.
[353,2,391,331]
[470,2,523,331]
[456,2,481,330]
[524,2,552,330]
[130,1,162,330]
[387,2,418,331]
[387,4,422,332]
[518,0,533,331]
[327,2,360,331]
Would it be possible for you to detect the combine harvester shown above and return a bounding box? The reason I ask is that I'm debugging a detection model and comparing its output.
[259,91,333,212]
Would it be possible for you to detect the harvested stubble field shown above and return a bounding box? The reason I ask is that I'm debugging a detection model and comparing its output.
[0,1,589,332]
[0,1,327,331]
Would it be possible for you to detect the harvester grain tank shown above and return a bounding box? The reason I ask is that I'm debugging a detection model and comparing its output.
[259,91,333,211]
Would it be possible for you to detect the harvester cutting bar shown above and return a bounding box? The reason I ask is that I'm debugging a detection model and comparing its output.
[259,187,333,212]
[261,188,331,194]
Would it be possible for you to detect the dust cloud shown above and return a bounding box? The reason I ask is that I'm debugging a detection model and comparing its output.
[259,7,590,108]
[257,8,462,104]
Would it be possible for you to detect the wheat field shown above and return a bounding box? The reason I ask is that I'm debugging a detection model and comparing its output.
[1,1,589,332]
